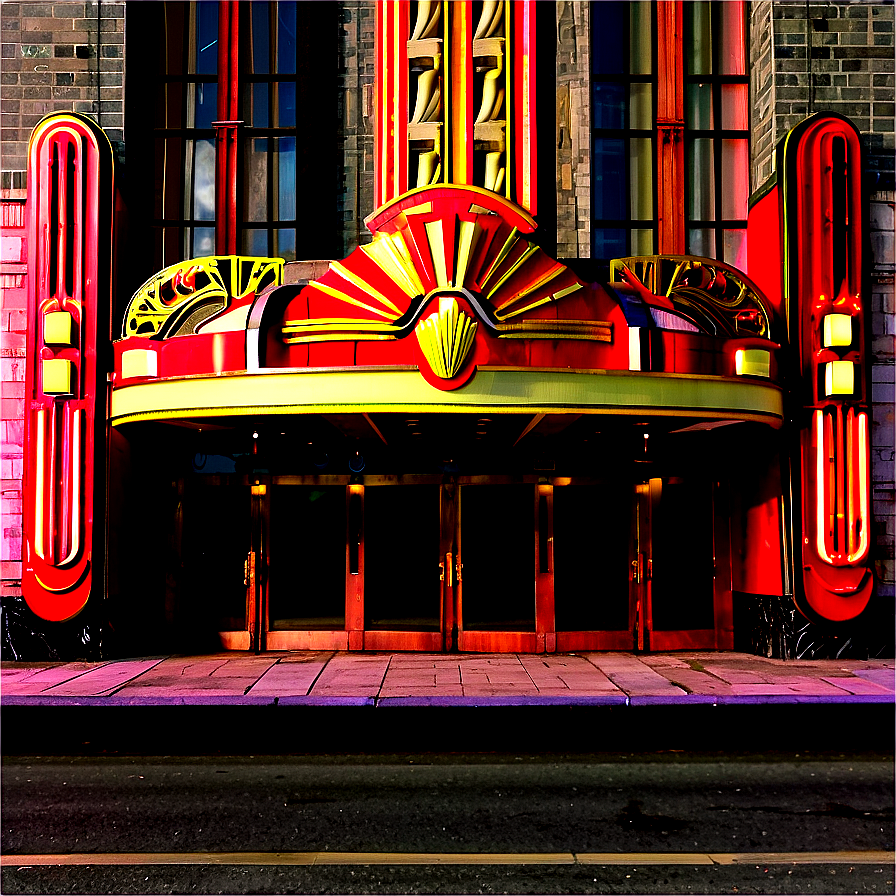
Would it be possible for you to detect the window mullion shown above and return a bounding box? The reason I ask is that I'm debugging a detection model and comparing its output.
[656,0,684,255]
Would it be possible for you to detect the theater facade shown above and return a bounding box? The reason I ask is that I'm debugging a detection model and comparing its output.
[6,1,889,658]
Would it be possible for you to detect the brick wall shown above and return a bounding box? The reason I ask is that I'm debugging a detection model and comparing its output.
[0,1,125,189]
[555,0,591,259]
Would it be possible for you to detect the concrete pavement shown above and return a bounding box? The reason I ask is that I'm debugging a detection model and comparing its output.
[2,651,893,706]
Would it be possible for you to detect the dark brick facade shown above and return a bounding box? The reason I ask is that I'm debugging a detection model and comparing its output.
[1,1,894,641]
[0,1,124,189]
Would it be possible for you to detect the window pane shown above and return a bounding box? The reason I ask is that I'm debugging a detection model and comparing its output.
[277,2,297,74]
[244,138,269,222]
[721,84,748,130]
[593,138,627,220]
[593,83,626,129]
[592,2,625,74]
[194,82,216,129]
[277,136,297,221]
[193,139,216,221]
[629,138,653,222]
[275,228,297,262]
[252,1,271,74]
[244,83,270,127]
[719,1,746,75]
[629,1,652,74]
[723,229,747,268]
[631,228,654,255]
[688,228,716,258]
[685,83,713,130]
[721,139,749,219]
[629,83,652,130]
[242,228,268,257]
[192,227,215,258]
[593,228,627,260]
[688,138,715,220]
[685,2,712,75]
[277,81,297,128]
[195,1,219,75]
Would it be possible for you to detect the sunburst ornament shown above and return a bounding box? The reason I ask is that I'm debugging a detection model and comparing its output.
[415,296,478,380]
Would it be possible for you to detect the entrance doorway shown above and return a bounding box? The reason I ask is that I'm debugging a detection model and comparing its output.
[174,472,732,652]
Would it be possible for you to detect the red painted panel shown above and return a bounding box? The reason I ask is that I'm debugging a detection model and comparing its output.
[22,113,113,621]
[746,187,783,318]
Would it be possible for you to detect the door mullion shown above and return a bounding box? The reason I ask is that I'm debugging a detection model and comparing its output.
[347,484,364,650]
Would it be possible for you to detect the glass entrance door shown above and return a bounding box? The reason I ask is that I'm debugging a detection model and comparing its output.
[265,479,350,649]
[362,481,445,651]
[631,476,732,651]
[456,482,540,652]
[179,475,253,651]
[552,480,636,651]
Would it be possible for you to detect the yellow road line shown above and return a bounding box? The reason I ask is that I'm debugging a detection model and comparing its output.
[2,851,892,867]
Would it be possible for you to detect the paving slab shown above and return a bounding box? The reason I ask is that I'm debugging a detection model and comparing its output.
[40,658,168,697]
[1,662,115,695]
[248,654,333,696]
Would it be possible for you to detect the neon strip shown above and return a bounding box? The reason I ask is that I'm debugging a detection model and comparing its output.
[815,408,837,564]
[110,369,785,424]
[60,408,82,567]
[485,244,539,299]
[329,260,404,316]
[305,281,401,321]
[847,410,869,564]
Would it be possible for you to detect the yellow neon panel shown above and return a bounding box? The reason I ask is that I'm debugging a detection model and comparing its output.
[735,349,771,378]
[42,358,74,395]
[823,313,853,348]
[44,311,74,346]
[824,360,855,396]
[121,349,158,379]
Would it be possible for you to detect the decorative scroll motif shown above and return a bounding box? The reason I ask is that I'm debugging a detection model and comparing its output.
[408,1,445,190]
[279,185,588,388]
[377,1,534,210]
[123,256,283,339]
[415,296,478,379]
[610,255,776,340]
[23,112,113,622]
[472,2,506,193]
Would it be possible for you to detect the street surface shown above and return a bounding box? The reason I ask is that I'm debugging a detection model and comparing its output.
[2,752,893,894]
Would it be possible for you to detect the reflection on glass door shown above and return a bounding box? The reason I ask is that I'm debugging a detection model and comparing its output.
[180,476,252,651]
[457,483,538,652]
[363,482,444,651]
[553,481,635,650]
[268,484,346,626]
[648,477,727,650]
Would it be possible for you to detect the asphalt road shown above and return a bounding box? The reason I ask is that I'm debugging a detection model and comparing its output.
[2,752,893,894]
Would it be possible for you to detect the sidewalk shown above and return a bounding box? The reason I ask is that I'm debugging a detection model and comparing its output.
[2,651,893,706]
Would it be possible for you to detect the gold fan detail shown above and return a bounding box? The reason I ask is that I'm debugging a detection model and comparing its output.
[415,296,478,379]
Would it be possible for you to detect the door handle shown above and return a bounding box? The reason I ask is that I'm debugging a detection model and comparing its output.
[631,558,639,583]
[244,551,256,587]
[440,552,454,586]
